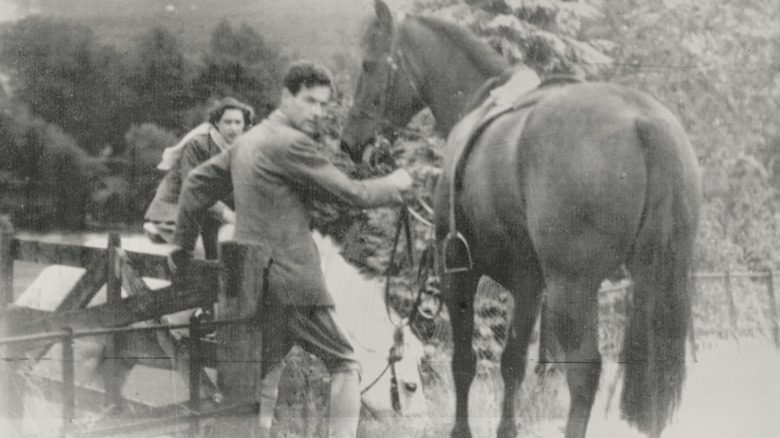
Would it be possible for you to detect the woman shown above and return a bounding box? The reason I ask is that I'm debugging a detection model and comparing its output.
[144,97,255,259]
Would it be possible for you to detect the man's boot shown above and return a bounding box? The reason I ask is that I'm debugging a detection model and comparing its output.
[328,369,361,438]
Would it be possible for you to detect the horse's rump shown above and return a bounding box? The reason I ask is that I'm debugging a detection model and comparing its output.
[438,82,652,281]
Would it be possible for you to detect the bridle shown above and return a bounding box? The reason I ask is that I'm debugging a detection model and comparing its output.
[352,16,443,413]
[353,16,427,145]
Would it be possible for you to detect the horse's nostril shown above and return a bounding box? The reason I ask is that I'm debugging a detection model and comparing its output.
[404,382,417,393]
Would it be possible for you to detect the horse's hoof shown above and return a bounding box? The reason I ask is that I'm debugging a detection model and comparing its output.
[497,420,518,438]
[451,423,472,438]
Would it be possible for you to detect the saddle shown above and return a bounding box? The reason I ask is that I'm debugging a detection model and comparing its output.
[442,70,583,273]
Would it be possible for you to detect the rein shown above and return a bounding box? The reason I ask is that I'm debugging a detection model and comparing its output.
[356,18,427,139]
[354,17,443,411]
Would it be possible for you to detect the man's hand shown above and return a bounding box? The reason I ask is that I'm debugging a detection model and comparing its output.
[221,208,236,224]
[167,246,193,276]
[387,168,415,202]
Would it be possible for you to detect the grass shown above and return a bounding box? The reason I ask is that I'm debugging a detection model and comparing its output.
[6,236,780,437]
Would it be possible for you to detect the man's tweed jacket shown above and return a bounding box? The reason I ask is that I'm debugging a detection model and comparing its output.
[174,110,404,307]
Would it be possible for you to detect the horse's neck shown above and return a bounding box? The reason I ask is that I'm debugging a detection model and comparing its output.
[408,23,507,136]
[425,74,487,136]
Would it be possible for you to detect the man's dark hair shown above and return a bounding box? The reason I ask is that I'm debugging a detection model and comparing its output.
[207,97,255,128]
[283,60,334,95]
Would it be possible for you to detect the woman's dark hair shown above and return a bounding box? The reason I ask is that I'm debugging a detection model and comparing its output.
[207,97,255,128]
[283,60,334,95]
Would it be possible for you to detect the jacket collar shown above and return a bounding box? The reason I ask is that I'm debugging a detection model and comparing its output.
[267,110,295,129]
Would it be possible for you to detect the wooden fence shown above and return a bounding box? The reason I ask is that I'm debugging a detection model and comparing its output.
[0,217,271,437]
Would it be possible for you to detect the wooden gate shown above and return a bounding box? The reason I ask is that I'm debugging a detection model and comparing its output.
[0,217,270,437]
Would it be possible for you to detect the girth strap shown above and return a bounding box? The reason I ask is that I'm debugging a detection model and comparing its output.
[444,70,557,272]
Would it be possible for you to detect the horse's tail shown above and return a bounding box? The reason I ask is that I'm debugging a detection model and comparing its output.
[621,116,700,436]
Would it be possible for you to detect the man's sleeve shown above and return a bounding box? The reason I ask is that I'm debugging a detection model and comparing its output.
[178,137,212,182]
[178,137,230,217]
[173,151,233,251]
[278,137,404,208]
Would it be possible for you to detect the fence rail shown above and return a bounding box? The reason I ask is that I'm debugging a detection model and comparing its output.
[0,217,270,438]
[596,270,780,351]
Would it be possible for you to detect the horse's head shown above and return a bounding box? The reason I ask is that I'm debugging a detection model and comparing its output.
[340,0,428,163]
[359,324,428,418]
[313,229,429,418]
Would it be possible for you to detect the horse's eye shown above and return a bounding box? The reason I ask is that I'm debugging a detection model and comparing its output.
[362,60,378,72]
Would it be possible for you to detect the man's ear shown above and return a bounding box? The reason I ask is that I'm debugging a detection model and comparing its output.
[279,88,294,111]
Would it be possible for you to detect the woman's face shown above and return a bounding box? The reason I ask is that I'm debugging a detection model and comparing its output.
[215,109,245,143]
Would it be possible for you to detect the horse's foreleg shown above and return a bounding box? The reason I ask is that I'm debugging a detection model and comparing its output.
[496,272,545,438]
[446,271,481,438]
[546,277,601,438]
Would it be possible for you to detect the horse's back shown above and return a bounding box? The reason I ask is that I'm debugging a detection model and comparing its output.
[455,82,694,280]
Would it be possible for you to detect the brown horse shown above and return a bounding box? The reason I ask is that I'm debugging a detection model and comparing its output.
[341,2,702,438]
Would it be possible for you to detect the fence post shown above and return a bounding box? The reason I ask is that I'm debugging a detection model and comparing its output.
[62,327,75,436]
[214,241,271,437]
[188,314,202,438]
[104,233,123,410]
[724,270,738,339]
[0,216,23,424]
[688,273,698,362]
[0,216,14,313]
[767,270,780,349]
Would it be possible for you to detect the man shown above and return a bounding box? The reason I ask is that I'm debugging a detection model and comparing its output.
[169,60,413,438]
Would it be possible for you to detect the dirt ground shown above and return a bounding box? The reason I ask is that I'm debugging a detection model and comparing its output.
[4,236,780,437]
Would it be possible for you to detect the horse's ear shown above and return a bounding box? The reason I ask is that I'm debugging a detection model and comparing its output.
[375,0,393,32]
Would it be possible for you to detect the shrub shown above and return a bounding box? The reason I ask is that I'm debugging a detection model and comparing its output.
[0,104,95,229]
[122,123,178,221]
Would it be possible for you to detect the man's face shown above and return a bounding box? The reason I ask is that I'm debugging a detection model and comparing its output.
[280,84,332,136]
[215,108,245,144]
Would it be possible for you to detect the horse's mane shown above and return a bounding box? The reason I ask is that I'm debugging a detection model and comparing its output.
[411,15,508,78]
[361,12,509,80]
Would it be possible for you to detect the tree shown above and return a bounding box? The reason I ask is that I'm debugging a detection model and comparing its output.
[192,20,286,120]
[594,0,780,269]
[0,16,132,154]
[128,27,192,133]
[416,0,612,77]
[0,101,96,229]
[122,123,178,221]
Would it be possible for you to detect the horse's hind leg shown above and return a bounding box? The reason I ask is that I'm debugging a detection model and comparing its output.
[496,270,545,438]
[445,270,481,438]
[545,276,601,438]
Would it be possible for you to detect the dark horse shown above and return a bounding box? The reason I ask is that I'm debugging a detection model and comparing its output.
[341,2,702,438]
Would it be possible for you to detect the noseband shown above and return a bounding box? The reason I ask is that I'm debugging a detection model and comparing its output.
[360,18,427,137]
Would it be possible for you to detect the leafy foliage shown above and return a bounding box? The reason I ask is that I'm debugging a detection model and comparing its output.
[127,27,191,133]
[191,21,286,121]
[595,0,780,270]
[0,102,96,229]
[120,123,178,222]
[0,17,130,154]
[0,17,287,229]
[416,0,612,77]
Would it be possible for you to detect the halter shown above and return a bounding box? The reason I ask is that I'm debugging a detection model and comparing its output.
[356,15,427,140]
[353,16,441,413]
